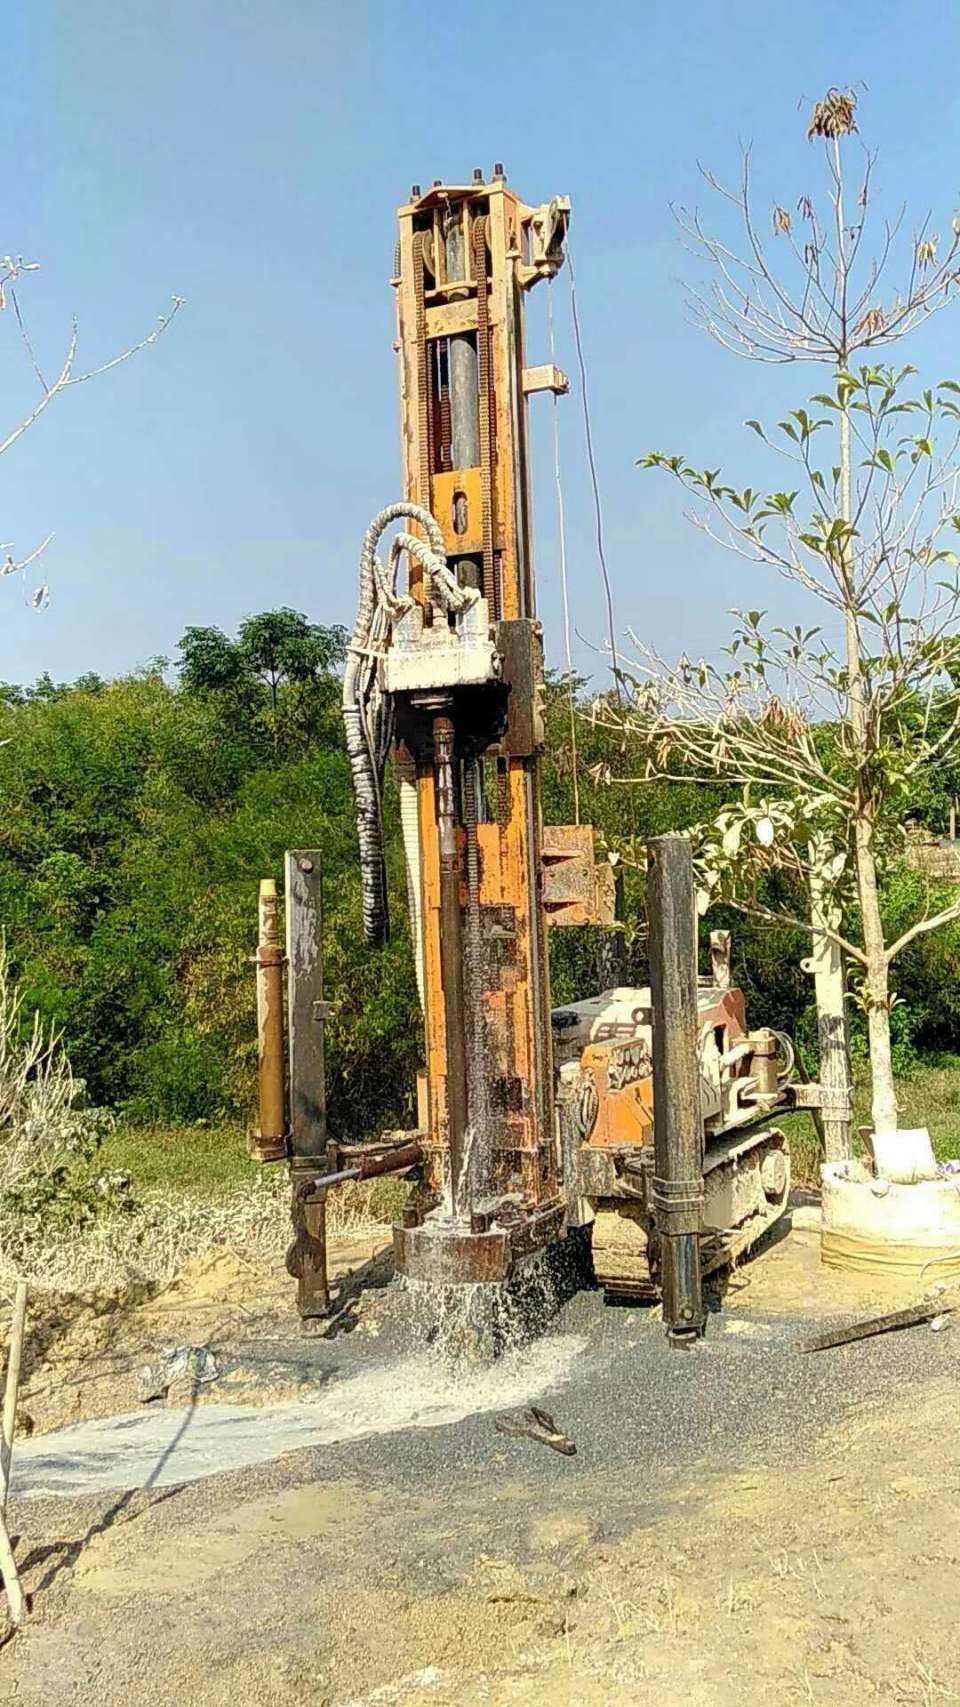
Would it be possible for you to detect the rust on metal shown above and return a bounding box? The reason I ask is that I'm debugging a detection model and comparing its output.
[286,1181,331,1318]
[796,1301,954,1354]
[251,878,287,1163]
[472,211,497,616]
[309,1139,424,1192]
[389,177,569,1274]
[285,851,328,1163]
[394,1222,512,1284]
[542,824,616,927]
[433,711,469,1205]
[647,833,706,1344]
[494,1404,576,1456]
[393,1202,563,1286]
[493,618,546,757]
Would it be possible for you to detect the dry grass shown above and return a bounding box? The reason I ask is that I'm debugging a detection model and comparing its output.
[0,937,100,1196]
[0,1155,398,1298]
[0,943,402,1297]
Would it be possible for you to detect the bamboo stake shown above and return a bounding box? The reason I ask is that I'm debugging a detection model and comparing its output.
[0,1283,27,1625]
[1,1283,26,1514]
[0,1519,25,1627]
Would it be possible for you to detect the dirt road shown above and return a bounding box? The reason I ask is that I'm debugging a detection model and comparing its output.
[4,1213,960,1706]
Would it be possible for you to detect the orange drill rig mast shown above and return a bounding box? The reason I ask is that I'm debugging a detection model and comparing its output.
[380,169,578,1284]
[256,167,817,1335]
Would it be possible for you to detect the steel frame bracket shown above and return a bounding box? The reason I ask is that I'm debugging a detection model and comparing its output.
[542,824,617,927]
[393,1202,564,1285]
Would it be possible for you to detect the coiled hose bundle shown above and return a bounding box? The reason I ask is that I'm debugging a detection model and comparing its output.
[342,502,468,947]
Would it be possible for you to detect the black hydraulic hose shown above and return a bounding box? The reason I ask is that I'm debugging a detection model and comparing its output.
[343,503,446,946]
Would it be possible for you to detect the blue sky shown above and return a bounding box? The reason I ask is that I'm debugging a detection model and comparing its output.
[3,0,959,688]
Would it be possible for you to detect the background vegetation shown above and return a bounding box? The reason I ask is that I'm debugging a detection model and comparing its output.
[2,609,960,1181]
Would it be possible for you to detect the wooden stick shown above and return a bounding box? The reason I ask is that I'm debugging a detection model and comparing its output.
[795,1300,953,1354]
[1,1282,27,1516]
[0,1515,25,1627]
[0,1283,27,1625]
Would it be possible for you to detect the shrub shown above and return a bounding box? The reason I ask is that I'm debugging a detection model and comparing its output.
[0,942,128,1268]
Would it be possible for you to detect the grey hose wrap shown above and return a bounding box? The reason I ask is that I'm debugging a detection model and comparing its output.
[342,502,449,947]
[390,533,478,613]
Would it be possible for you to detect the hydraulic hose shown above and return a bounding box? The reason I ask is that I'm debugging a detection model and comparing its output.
[342,502,448,946]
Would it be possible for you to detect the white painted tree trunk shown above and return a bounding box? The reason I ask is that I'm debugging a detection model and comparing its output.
[833,163,898,1140]
[805,838,853,1160]
[854,812,898,1134]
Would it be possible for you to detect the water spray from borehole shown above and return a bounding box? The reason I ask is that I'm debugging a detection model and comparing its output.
[397,1234,588,1367]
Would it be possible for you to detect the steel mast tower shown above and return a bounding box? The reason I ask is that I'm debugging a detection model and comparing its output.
[386,170,598,1283]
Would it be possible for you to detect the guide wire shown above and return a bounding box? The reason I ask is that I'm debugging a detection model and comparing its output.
[567,245,622,702]
[547,279,580,824]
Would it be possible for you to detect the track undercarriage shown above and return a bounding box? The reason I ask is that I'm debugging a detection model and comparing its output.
[554,982,794,1303]
[586,1126,791,1299]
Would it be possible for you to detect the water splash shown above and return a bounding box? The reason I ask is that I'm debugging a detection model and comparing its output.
[454,1123,479,1220]
[398,1238,585,1366]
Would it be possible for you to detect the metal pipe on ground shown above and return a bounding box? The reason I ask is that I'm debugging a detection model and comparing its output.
[647,834,706,1346]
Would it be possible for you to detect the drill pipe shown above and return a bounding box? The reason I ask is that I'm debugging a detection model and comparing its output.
[434,714,469,1207]
[647,834,706,1346]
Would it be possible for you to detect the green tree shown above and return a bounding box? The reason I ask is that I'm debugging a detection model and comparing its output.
[0,631,419,1138]
[603,89,960,1138]
[178,609,347,754]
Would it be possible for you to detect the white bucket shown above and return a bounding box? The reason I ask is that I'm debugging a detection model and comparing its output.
[870,1126,938,1185]
[821,1159,960,1280]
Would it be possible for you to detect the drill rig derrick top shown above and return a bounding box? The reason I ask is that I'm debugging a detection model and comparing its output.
[342,169,577,1289]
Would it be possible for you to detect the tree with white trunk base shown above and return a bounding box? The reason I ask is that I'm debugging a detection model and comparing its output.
[599,90,960,1143]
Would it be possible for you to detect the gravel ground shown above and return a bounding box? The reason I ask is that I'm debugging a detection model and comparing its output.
[3,1217,959,1706]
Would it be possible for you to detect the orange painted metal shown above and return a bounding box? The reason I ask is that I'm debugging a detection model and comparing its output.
[430,467,484,555]
[391,179,561,1221]
[580,1041,655,1149]
[271,166,609,1296]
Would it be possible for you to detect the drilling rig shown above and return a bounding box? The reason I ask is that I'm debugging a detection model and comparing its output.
[253,170,840,1342]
